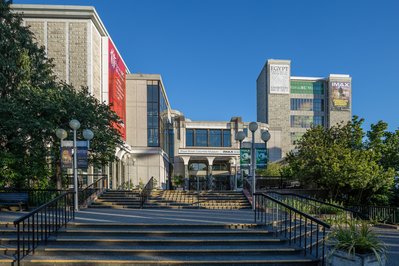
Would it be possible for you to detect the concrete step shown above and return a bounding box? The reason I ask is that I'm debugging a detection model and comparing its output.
[19,254,318,265]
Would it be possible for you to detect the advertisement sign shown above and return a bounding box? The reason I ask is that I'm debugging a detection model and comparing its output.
[108,39,127,140]
[240,148,251,165]
[256,148,268,169]
[330,81,351,110]
[269,64,290,94]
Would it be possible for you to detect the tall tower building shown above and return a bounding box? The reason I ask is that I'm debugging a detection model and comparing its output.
[257,59,352,161]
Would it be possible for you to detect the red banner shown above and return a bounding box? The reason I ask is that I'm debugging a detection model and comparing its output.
[108,39,126,140]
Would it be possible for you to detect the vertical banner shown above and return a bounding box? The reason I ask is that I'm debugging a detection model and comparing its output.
[108,39,127,140]
[256,148,268,169]
[61,140,89,169]
[330,81,351,110]
[240,148,251,166]
[76,141,89,169]
[61,147,73,169]
[269,64,290,94]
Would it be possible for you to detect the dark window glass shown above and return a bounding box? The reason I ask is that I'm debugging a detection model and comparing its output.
[243,128,248,137]
[189,163,207,171]
[213,162,229,171]
[186,129,194,147]
[223,130,231,147]
[147,84,159,147]
[196,129,208,147]
[209,129,222,147]
[290,115,324,128]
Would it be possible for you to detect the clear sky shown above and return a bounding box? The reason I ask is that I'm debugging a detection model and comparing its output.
[14,0,399,132]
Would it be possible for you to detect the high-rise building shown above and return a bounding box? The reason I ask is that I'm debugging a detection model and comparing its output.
[257,59,352,160]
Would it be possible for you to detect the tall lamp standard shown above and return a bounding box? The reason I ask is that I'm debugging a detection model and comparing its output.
[248,122,258,204]
[57,119,94,212]
[235,131,246,190]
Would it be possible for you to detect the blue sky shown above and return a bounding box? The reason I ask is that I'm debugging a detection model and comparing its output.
[14,0,399,132]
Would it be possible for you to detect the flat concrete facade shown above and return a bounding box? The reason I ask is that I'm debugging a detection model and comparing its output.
[257,59,352,159]
[125,74,171,189]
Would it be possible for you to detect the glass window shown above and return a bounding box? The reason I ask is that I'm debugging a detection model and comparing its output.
[147,84,159,147]
[195,129,208,147]
[223,130,231,147]
[291,81,324,95]
[213,162,229,171]
[243,128,248,137]
[189,163,207,171]
[291,98,325,112]
[209,129,222,147]
[186,129,194,147]
[291,115,324,128]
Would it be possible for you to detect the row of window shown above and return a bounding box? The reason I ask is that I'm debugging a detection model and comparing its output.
[147,83,159,147]
[291,98,324,112]
[188,162,229,171]
[290,115,324,128]
[186,129,231,147]
[291,81,324,95]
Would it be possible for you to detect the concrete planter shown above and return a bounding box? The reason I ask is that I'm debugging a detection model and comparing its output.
[328,249,385,266]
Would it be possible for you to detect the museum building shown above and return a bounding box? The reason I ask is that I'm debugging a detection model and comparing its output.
[12,5,352,190]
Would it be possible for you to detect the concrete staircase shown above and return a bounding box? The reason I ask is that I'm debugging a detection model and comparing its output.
[144,190,251,209]
[0,221,16,265]
[15,223,319,265]
[88,190,141,209]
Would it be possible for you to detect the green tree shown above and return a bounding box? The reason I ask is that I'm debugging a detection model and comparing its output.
[285,117,395,205]
[0,0,122,189]
[256,163,283,177]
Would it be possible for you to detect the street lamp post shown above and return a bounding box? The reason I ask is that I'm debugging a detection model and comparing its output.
[57,119,94,212]
[69,119,81,212]
[235,131,246,190]
[249,122,258,205]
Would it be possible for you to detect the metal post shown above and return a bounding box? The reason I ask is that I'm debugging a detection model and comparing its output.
[251,130,256,210]
[73,129,78,211]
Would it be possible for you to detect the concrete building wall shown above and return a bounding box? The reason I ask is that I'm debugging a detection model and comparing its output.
[68,21,88,90]
[266,60,291,158]
[91,23,102,100]
[126,77,148,147]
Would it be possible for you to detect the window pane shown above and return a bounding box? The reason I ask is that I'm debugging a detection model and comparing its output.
[196,129,208,147]
[186,129,194,147]
[223,130,231,147]
[209,129,222,147]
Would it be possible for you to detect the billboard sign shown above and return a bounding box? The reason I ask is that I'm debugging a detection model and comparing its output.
[256,148,268,169]
[269,64,290,94]
[330,81,351,110]
[108,39,127,140]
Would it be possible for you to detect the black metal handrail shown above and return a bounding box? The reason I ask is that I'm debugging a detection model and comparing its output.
[78,175,108,207]
[267,191,363,221]
[254,192,330,265]
[140,177,154,208]
[13,192,74,265]
[349,205,398,224]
